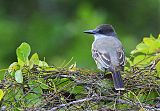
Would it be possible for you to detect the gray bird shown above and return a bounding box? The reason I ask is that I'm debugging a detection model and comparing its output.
[84,24,125,90]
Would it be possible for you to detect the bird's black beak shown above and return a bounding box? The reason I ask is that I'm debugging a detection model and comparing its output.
[83,29,96,34]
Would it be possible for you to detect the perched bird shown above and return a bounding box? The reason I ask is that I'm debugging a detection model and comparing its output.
[84,24,125,90]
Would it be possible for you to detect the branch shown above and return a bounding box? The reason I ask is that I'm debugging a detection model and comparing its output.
[48,97,94,111]
[48,96,158,111]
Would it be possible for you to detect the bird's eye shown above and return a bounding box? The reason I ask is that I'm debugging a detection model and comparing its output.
[98,29,103,34]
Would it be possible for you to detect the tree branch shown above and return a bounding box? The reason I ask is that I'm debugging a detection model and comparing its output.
[48,96,158,111]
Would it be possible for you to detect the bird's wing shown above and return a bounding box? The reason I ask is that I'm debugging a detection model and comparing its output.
[92,49,111,69]
[116,47,125,67]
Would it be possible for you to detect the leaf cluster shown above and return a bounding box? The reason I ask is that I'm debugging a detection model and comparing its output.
[0,35,160,111]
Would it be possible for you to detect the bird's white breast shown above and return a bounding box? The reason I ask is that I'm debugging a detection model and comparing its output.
[94,34,112,41]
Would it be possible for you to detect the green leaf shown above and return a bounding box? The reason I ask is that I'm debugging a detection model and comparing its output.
[40,83,49,89]
[133,55,155,66]
[39,60,48,67]
[156,61,160,77]
[29,53,39,69]
[16,42,31,66]
[131,35,160,55]
[70,86,85,94]
[54,78,72,90]
[158,34,160,39]
[15,70,23,83]
[131,43,148,54]
[25,93,41,107]
[143,37,155,47]
[137,94,147,102]
[126,57,133,66]
[146,91,158,104]
[8,62,20,76]
[0,89,4,101]
[33,86,43,94]
[28,80,43,94]
[39,78,49,89]
[8,62,19,72]
[143,37,160,53]
[133,55,146,65]
[15,88,23,100]
[30,53,39,64]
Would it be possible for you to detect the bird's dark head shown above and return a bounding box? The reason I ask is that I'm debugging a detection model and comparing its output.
[84,24,116,36]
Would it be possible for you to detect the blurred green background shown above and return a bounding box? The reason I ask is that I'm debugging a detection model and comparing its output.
[0,0,159,69]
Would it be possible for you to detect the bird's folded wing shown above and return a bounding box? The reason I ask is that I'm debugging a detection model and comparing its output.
[116,48,125,67]
[92,49,111,69]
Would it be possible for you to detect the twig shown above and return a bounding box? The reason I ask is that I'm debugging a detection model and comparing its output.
[48,96,158,111]
[48,97,94,111]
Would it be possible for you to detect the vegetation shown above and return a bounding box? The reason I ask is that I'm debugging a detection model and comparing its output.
[0,0,159,68]
[0,35,160,110]
[0,1,159,110]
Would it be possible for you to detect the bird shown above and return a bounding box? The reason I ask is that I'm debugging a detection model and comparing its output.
[84,24,125,90]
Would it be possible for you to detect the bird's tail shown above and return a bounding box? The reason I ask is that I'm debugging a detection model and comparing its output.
[112,71,124,90]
